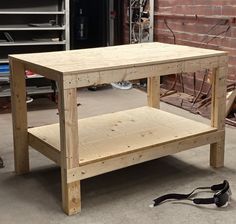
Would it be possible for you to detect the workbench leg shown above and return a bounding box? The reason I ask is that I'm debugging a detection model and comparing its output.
[147,76,160,108]
[10,59,29,174]
[210,67,227,168]
[58,87,81,215]
[61,169,81,215]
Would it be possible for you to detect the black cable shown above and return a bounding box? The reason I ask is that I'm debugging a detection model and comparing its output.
[151,187,211,207]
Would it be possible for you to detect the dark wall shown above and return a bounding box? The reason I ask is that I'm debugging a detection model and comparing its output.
[70,0,124,49]
[70,0,108,49]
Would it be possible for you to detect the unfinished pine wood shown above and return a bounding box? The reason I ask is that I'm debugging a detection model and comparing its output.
[10,59,29,174]
[67,130,224,182]
[147,76,160,108]
[10,42,227,215]
[61,56,226,89]
[58,87,79,168]
[28,133,60,164]
[28,107,217,166]
[61,169,81,215]
[210,67,227,168]
[9,43,227,88]
[58,87,81,215]
[8,43,226,74]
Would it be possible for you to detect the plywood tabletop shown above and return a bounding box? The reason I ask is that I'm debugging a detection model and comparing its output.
[9,42,226,74]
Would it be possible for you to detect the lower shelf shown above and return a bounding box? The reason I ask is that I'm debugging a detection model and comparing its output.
[28,106,218,166]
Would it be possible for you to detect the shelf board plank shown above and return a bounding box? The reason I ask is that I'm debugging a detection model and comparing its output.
[26,74,44,79]
[0,86,53,97]
[0,11,65,15]
[0,41,66,46]
[0,25,65,31]
[0,76,9,82]
[0,73,45,82]
[0,73,9,76]
[28,107,217,166]
[0,59,9,64]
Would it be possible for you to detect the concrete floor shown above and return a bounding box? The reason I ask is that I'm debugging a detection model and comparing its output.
[0,88,235,224]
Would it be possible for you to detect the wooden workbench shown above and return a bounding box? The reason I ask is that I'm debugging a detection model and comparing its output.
[10,42,227,215]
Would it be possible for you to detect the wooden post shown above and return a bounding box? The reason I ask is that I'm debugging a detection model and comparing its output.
[147,76,160,108]
[10,59,29,174]
[210,66,227,168]
[58,83,81,215]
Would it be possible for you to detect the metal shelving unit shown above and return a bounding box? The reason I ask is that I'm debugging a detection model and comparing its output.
[0,0,70,97]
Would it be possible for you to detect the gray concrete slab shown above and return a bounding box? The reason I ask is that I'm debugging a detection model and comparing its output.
[0,88,235,224]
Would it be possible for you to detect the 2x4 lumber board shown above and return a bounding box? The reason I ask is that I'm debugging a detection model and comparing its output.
[147,76,160,108]
[28,133,61,165]
[226,90,236,116]
[67,130,224,182]
[8,56,61,81]
[58,87,81,215]
[210,66,227,168]
[10,59,29,174]
[59,87,79,169]
[28,107,217,166]
[62,56,227,89]
[211,67,227,130]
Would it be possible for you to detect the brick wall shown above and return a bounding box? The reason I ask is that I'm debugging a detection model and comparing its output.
[155,0,236,82]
